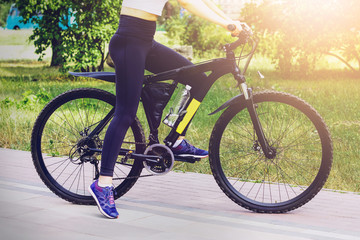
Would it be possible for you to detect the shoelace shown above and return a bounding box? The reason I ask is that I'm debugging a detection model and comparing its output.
[183,140,197,153]
[104,187,115,206]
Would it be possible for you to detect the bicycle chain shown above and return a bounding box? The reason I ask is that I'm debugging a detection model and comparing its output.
[112,173,156,180]
[101,141,165,180]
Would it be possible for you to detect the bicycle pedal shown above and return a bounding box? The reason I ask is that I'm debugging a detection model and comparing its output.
[174,155,201,163]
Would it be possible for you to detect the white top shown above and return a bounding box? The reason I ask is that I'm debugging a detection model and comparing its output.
[122,0,168,16]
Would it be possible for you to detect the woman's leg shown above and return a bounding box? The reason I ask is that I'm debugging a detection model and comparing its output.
[145,40,207,136]
[145,41,208,157]
[89,15,156,219]
[145,40,206,88]
[100,34,150,177]
[89,34,152,219]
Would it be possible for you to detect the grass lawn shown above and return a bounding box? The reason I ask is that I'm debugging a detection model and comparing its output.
[0,58,359,193]
[0,30,359,193]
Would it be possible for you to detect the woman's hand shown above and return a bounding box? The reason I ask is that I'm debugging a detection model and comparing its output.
[178,0,251,37]
[227,20,243,37]
[227,21,252,37]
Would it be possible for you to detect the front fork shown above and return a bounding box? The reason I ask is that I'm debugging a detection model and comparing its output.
[240,82,274,159]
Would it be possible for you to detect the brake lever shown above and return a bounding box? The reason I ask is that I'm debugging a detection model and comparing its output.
[241,23,253,36]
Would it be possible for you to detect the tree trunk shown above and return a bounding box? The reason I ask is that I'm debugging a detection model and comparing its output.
[50,37,64,67]
[98,46,105,71]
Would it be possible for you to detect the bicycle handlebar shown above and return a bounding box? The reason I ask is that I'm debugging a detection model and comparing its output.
[227,23,253,37]
[225,23,253,51]
[224,24,258,77]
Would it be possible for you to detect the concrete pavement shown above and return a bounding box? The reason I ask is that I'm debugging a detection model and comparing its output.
[0,148,359,240]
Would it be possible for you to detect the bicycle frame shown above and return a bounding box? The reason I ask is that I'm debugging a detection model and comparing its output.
[33,31,333,212]
[86,37,274,162]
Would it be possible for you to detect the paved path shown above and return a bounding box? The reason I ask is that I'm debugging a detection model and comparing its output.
[0,45,51,60]
[0,29,51,60]
[0,148,359,240]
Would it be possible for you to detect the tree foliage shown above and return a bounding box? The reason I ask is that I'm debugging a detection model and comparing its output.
[241,0,360,76]
[164,0,233,58]
[13,0,122,71]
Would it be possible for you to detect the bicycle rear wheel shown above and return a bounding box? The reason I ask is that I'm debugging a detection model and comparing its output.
[31,88,146,205]
[209,91,332,213]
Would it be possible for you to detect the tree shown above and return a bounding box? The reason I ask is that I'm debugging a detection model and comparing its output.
[242,0,360,76]
[326,1,360,74]
[13,0,122,71]
[15,0,70,67]
[63,0,122,72]
[164,0,233,58]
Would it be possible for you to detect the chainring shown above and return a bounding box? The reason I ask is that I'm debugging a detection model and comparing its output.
[143,144,174,175]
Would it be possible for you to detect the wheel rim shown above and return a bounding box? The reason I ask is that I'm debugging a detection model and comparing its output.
[37,94,141,200]
[217,97,326,207]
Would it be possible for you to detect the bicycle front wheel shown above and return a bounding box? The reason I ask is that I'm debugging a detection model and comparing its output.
[209,91,332,213]
[31,88,146,205]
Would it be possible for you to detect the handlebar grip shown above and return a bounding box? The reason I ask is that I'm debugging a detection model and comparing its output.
[224,23,254,51]
[227,23,253,37]
[227,24,236,32]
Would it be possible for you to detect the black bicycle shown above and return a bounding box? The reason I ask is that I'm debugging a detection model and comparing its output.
[31,26,333,213]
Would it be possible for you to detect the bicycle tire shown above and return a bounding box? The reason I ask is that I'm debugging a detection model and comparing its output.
[31,88,146,205]
[209,91,332,213]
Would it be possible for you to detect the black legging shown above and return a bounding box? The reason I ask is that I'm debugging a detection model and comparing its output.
[100,15,206,176]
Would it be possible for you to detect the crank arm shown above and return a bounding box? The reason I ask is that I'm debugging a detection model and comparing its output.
[88,148,162,163]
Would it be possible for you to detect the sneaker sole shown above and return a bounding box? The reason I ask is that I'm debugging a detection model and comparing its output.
[88,185,118,219]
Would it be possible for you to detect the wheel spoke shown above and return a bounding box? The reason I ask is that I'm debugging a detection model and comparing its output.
[32,90,144,204]
[212,92,332,212]
[91,99,101,126]
[74,100,86,130]
[57,107,79,135]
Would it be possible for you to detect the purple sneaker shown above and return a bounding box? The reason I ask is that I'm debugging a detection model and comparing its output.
[172,139,208,158]
[88,180,119,219]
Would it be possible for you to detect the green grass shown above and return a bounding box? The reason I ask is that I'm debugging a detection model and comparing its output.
[265,76,360,192]
[0,58,359,193]
[0,29,359,193]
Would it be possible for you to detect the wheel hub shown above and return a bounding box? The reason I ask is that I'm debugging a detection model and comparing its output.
[69,136,101,164]
[253,140,277,159]
[266,146,277,159]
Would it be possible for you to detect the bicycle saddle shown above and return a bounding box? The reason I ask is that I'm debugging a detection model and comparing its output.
[69,72,116,83]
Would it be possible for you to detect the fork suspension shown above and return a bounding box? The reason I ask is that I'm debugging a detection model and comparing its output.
[243,87,274,159]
